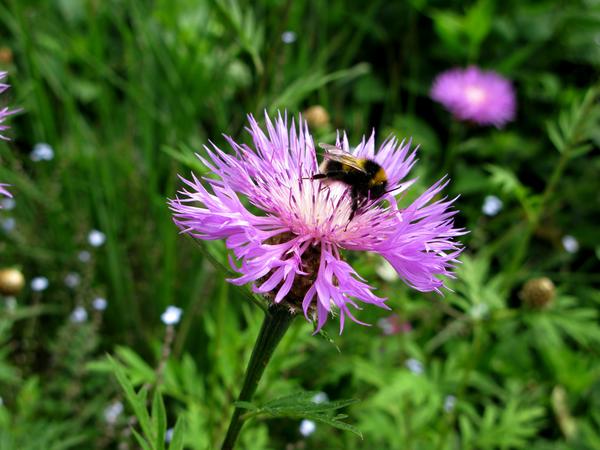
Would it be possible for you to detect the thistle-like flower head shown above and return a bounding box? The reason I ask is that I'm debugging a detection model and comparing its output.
[1,71,18,203]
[431,66,516,128]
[170,113,464,332]
[0,71,18,140]
[0,183,11,200]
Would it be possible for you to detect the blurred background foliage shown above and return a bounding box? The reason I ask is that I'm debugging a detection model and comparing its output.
[0,0,599,448]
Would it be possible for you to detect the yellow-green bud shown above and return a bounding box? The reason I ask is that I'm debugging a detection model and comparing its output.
[303,105,330,128]
[520,277,555,309]
[0,268,25,296]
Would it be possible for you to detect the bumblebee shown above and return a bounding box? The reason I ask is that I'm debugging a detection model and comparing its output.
[312,143,388,221]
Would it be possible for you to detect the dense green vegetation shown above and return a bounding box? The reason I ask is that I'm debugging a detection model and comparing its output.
[1,0,599,448]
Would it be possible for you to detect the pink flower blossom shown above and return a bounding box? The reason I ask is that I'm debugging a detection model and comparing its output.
[0,71,18,140]
[0,183,11,201]
[431,66,516,128]
[170,113,464,332]
[377,314,412,336]
[0,71,18,205]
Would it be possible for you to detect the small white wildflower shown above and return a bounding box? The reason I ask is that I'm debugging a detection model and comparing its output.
[281,31,297,44]
[377,317,395,335]
[405,358,424,375]
[70,306,88,323]
[299,419,316,437]
[444,395,456,412]
[562,235,579,254]
[469,303,489,320]
[30,143,54,161]
[2,217,16,232]
[482,195,503,216]
[64,272,81,288]
[88,229,106,247]
[103,401,124,424]
[161,306,183,326]
[92,297,108,311]
[31,276,49,292]
[376,259,398,282]
[312,392,329,404]
[78,250,91,263]
[165,428,174,443]
[0,197,15,210]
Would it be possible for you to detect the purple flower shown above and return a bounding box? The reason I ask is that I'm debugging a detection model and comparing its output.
[1,71,18,204]
[431,66,516,128]
[0,183,11,202]
[170,113,463,332]
[0,71,18,140]
[377,314,412,336]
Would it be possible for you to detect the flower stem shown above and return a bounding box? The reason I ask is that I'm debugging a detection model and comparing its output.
[442,119,464,175]
[503,85,599,290]
[221,303,296,450]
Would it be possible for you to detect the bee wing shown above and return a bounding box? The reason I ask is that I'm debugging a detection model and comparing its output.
[318,143,366,173]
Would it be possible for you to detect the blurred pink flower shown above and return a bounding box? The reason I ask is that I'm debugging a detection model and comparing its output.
[431,66,516,128]
[0,71,18,204]
[0,183,11,201]
[377,314,412,336]
[0,71,18,140]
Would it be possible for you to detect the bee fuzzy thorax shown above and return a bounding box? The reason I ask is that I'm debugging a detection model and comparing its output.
[370,166,388,187]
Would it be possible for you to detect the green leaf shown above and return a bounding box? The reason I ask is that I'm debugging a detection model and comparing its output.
[270,63,370,111]
[107,356,153,440]
[168,418,186,450]
[234,401,258,411]
[569,143,593,159]
[248,392,362,437]
[460,396,545,448]
[152,390,167,450]
[546,121,564,152]
[115,346,156,385]
[261,392,359,414]
[132,429,153,450]
[464,0,494,57]
[210,0,264,73]
[430,10,465,55]
[486,164,534,215]
[162,144,209,174]
[545,84,600,158]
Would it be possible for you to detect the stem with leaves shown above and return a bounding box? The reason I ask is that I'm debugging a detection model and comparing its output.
[442,119,465,175]
[435,319,485,450]
[503,84,599,289]
[221,303,296,450]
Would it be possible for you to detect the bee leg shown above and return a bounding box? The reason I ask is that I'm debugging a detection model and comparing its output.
[309,170,346,180]
[349,197,359,222]
[344,208,356,232]
[344,189,359,230]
